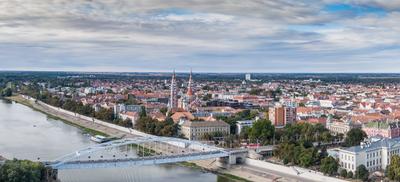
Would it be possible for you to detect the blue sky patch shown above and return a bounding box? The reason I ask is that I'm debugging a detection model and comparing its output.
[324,3,387,17]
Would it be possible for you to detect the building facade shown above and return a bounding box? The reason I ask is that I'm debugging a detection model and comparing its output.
[326,119,361,135]
[236,120,255,135]
[328,137,400,173]
[362,121,400,139]
[269,105,297,127]
[245,73,251,81]
[181,120,230,140]
[169,70,178,110]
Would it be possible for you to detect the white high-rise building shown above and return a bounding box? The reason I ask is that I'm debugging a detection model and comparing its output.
[245,73,251,81]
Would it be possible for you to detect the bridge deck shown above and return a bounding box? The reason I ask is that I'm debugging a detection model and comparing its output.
[47,151,229,169]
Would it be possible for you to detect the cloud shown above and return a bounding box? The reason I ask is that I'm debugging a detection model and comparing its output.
[349,0,400,11]
[0,0,399,72]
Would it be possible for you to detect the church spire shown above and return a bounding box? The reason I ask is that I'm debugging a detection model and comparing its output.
[169,69,178,110]
[187,68,193,97]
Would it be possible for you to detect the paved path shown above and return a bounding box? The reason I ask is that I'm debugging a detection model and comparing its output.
[11,95,347,182]
[12,95,136,138]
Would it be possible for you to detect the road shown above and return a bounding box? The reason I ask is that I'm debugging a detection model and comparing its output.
[11,95,347,182]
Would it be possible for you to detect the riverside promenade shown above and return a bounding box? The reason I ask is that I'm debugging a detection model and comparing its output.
[9,95,348,182]
[9,95,139,138]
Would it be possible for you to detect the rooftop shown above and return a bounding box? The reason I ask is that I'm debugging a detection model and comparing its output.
[341,137,400,153]
[182,120,229,128]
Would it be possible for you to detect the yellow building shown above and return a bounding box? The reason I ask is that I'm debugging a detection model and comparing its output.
[181,120,230,140]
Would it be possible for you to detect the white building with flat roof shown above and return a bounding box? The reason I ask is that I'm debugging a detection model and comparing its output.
[236,120,254,135]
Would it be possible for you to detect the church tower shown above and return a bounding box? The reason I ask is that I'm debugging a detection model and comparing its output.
[187,69,193,99]
[182,69,195,111]
[169,70,178,110]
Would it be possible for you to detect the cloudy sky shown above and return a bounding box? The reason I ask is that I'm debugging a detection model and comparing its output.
[0,0,400,72]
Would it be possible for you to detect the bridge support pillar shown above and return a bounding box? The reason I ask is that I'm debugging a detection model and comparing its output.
[217,151,248,168]
[43,167,59,182]
[216,157,230,168]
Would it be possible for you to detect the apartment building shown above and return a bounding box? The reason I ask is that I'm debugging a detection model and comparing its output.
[269,105,297,127]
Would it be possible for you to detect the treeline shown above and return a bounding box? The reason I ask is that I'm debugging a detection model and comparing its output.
[22,88,133,128]
[239,119,275,145]
[1,88,12,97]
[274,123,337,167]
[216,109,259,134]
[20,85,180,135]
[134,115,179,137]
[248,88,282,101]
[0,159,54,182]
[273,125,369,179]
[237,122,341,169]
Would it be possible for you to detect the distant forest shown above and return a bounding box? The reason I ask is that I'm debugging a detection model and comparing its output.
[2,71,400,84]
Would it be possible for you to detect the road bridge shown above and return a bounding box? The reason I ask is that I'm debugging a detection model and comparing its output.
[44,136,242,170]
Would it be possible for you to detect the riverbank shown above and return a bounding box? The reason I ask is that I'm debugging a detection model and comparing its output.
[6,95,259,181]
[6,95,121,137]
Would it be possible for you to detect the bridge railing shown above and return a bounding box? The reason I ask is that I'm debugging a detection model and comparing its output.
[46,136,230,169]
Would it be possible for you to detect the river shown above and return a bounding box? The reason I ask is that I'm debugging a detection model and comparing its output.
[0,99,231,182]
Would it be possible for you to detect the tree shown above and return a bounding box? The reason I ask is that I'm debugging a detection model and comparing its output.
[134,116,178,137]
[0,159,47,182]
[248,119,275,145]
[355,165,369,181]
[347,171,353,179]
[340,169,347,178]
[116,118,133,128]
[249,88,263,95]
[320,156,338,176]
[279,123,331,144]
[387,155,400,181]
[299,148,316,167]
[139,106,147,118]
[344,128,367,147]
[216,109,259,134]
[202,85,211,90]
[239,126,251,141]
[202,94,212,101]
[159,107,168,115]
[1,88,12,97]
[95,108,114,122]
[321,131,333,143]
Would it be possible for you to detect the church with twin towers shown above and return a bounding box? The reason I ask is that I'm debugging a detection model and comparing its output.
[168,69,195,112]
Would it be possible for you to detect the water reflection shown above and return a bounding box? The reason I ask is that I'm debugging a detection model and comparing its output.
[0,100,222,182]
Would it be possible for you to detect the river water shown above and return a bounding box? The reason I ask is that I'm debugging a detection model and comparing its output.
[0,100,230,182]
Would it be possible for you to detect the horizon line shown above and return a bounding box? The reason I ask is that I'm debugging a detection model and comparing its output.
[3,69,400,74]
